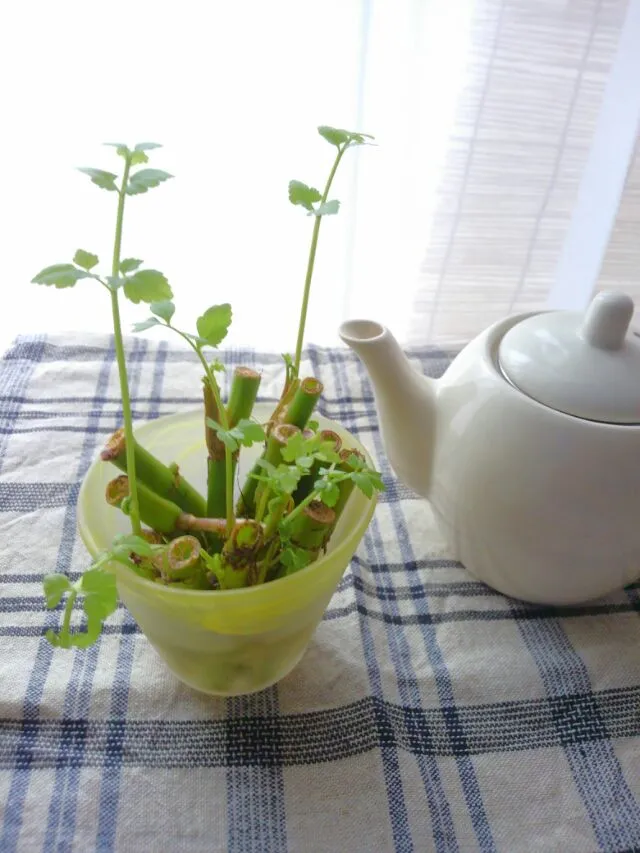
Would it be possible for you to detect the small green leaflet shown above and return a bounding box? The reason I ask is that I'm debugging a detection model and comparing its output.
[123,269,173,304]
[32,264,93,289]
[254,459,301,495]
[78,167,118,192]
[133,317,160,333]
[120,258,143,274]
[317,126,375,147]
[73,249,99,271]
[134,142,162,151]
[280,545,312,574]
[111,533,155,557]
[150,300,175,323]
[104,142,130,157]
[81,569,118,619]
[196,303,232,348]
[314,477,340,507]
[350,469,385,498]
[281,431,306,463]
[126,168,173,196]
[130,150,148,166]
[206,418,265,452]
[43,574,72,608]
[288,180,322,211]
[312,200,340,217]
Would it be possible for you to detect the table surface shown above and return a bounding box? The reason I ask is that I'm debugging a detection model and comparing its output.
[0,333,639,853]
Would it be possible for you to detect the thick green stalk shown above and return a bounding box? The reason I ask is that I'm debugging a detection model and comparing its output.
[106,475,182,535]
[221,521,263,589]
[283,377,323,429]
[108,155,141,535]
[293,145,347,377]
[287,500,335,558]
[101,428,206,517]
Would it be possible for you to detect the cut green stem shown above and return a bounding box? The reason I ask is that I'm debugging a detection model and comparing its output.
[238,423,301,519]
[101,428,206,517]
[283,377,323,429]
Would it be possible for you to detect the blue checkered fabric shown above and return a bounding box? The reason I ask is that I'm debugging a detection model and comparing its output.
[1,333,639,853]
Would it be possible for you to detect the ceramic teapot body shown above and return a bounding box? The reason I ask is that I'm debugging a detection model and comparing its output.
[340,304,640,605]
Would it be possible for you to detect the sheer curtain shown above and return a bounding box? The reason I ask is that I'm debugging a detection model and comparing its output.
[0,0,636,353]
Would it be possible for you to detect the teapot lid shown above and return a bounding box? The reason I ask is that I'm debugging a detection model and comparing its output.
[498,291,640,424]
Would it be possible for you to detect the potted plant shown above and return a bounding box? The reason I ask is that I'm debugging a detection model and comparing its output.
[34,127,384,696]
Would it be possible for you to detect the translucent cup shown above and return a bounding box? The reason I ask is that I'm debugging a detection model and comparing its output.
[77,404,376,695]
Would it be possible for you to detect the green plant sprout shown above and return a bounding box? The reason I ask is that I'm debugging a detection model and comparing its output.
[33,127,383,648]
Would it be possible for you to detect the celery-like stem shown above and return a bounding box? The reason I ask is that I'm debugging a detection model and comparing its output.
[287,500,335,558]
[109,154,142,535]
[106,475,182,535]
[101,428,206,517]
[293,144,347,377]
[283,377,323,429]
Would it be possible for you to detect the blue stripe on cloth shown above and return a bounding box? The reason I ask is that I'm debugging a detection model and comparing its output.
[350,354,497,853]
[515,614,640,852]
[226,688,288,853]
[1,336,115,853]
[0,336,46,475]
[46,338,144,853]
[94,338,164,853]
[314,347,415,853]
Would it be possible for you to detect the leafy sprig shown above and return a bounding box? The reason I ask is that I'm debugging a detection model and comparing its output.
[44,535,158,648]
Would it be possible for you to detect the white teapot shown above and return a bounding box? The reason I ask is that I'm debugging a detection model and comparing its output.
[339,292,640,604]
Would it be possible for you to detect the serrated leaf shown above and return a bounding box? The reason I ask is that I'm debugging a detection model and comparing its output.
[196,303,232,348]
[126,168,172,195]
[123,269,173,304]
[206,418,239,452]
[132,317,161,333]
[307,419,319,432]
[43,574,72,608]
[120,258,143,274]
[318,126,351,147]
[78,167,118,191]
[255,459,277,477]
[32,264,93,289]
[73,249,99,271]
[351,472,375,498]
[281,432,306,463]
[288,180,322,211]
[315,479,340,507]
[112,534,154,557]
[150,300,175,323]
[104,142,131,158]
[281,546,312,574]
[312,200,340,217]
[135,142,162,152]
[81,569,118,620]
[211,359,225,372]
[130,150,148,166]
[234,419,266,447]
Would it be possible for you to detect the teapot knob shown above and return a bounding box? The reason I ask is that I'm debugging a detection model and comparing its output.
[581,291,634,351]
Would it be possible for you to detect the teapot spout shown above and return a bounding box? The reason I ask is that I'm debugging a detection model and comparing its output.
[339,320,436,498]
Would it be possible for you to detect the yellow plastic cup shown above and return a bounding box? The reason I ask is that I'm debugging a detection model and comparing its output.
[77,404,376,695]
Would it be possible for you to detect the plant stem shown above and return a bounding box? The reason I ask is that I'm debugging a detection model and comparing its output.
[60,588,78,646]
[293,144,347,378]
[174,328,235,537]
[109,155,141,536]
[101,428,206,516]
[283,377,323,429]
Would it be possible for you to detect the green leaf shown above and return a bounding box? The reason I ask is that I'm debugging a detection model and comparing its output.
[112,534,154,557]
[350,469,385,498]
[281,545,312,574]
[196,303,232,348]
[307,419,319,432]
[120,258,143,274]
[130,150,148,166]
[126,168,173,195]
[104,142,131,158]
[211,359,225,372]
[106,276,123,291]
[78,167,118,191]
[73,249,99,271]
[318,126,350,147]
[233,419,266,447]
[281,432,306,463]
[314,478,340,507]
[43,574,72,608]
[80,569,118,620]
[150,300,175,323]
[312,200,340,217]
[288,180,322,211]
[123,269,173,304]
[132,317,161,333]
[134,142,162,152]
[32,263,93,289]
[206,418,239,452]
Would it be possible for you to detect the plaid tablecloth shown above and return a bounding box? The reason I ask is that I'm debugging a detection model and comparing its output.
[0,333,639,853]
